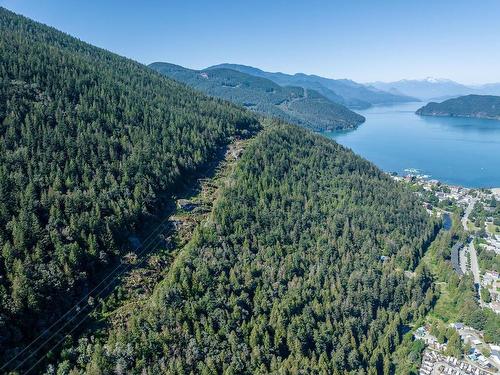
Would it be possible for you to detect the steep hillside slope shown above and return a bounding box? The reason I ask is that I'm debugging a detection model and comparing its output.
[0,6,260,367]
[55,125,438,374]
[149,62,365,131]
[416,95,500,120]
[209,63,416,108]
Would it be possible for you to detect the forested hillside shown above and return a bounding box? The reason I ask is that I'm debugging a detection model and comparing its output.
[0,6,445,374]
[416,95,500,120]
[0,6,259,367]
[55,125,439,374]
[209,63,417,109]
[149,62,365,131]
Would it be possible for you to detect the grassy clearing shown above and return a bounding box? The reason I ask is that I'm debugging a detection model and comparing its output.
[487,223,500,235]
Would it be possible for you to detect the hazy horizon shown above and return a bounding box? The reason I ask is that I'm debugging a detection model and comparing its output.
[1,0,500,84]
[153,61,499,86]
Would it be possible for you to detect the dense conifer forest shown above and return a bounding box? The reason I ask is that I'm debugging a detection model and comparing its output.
[416,95,500,120]
[208,64,417,109]
[1,7,442,374]
[52,125,439,374]
[149,62,365,132]
[0,7,259,367]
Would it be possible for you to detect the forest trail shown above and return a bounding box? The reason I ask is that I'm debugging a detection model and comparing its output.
[101,136,254,325]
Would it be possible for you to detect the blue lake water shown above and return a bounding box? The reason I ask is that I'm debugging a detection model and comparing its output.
[324,102,500,188]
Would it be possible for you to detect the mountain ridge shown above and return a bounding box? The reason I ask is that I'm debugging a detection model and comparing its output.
[52,124,437,374]
[416,94,500,120]
[370,78,500,101]
[0,5,444,374]
[208,63,417,109]
[149,62,365,132]
[0,7,260,371]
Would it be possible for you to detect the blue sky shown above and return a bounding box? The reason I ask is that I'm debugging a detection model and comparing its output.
[2,0,500,84]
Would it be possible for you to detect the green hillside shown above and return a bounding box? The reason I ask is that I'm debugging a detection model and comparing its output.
[0,6,441,374]
[54,125,438,374]
[149,62,365,131]
[0,6,259,367]
[416,95,500,120]
[209,63,417,109]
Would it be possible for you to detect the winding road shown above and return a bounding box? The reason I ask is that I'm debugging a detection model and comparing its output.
[460,198,482,304]
[469,242,481,285]
[461,198,477,231]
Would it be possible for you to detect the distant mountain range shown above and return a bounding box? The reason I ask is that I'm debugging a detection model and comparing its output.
[369,78,500,101]
[416,94,500,120]
[150,62,365,131]
[209,63,416,109]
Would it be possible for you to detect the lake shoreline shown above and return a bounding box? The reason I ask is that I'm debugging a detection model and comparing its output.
[415,111,500,121]
[325,102,500,188]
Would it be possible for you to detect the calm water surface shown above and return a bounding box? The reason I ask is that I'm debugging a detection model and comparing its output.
[325,102,500,188]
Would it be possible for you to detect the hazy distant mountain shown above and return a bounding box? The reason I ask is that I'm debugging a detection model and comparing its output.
[208,64,417,109]
[150,62,365,131]
[370,78,500,101]
[416,94,500,120]
[476,83,500,96]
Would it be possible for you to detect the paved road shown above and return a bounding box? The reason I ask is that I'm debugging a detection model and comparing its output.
[460,198,483,304]
[469,240,484,306]
[469,241,480,285]
[455,198,476,276]
[462,198,477,231]
[459,244,468,274]
[459,241,482,303]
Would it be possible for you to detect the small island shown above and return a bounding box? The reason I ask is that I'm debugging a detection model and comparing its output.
[416,94,500,120]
